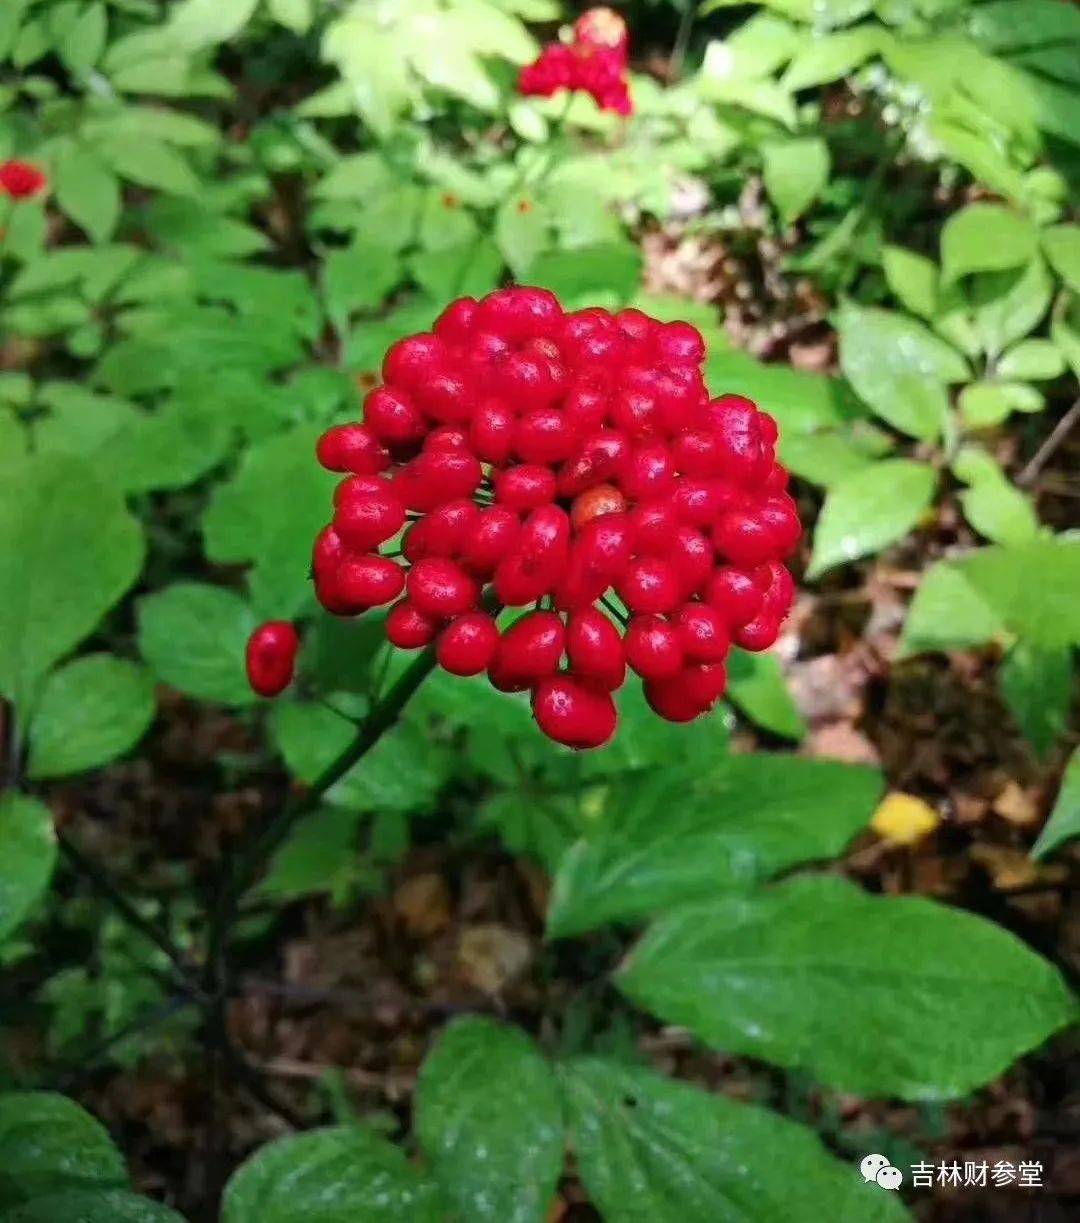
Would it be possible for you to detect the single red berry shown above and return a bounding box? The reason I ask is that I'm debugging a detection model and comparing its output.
[0,160,48,200]
[705,567,764,628]
[757,494,802,557]
[576,512,634,580]
[532,675,617,749]
[333,488,405,552]
[566,608,626,690]
[363,387,427,447]
[476,286,562,343]
[382,333,450,390]
[334,475,387,508]
[673,601,730,663]
[415,369,476,424]
[570,483,627,529]
[515,406,579,464]
[386,600,438,649]
[470,398,516,464]
[406,557,479,619]
[403,499,481,562]
[733,614,781,652]
[312,525,346,578]
[246,621,299,697]
[625,614,683,680]
[334,556,406,610]
[615,307,655,356]
[517,505,571,569]
[669,524,713,596]
[423,425,470,452]
[434,297,479,344]
[680,661,728,707]
[395,450,482,511]
[317,423,389,474]
[610,386,660,438]
[714,510,776,569]
[558,429,630,497]
[655,320,706,366]
[620,441,676,501]
[705,395,767,487]
[629,499,678,553]
[673,429,723,476]
[644,676,705,723]
[437,612,500,676]
[461,506,521,576]
[562,374,610,433]
[493,464,558,511]
[491,611,566,689]
[760,560,795,622]
[617,556,681,614]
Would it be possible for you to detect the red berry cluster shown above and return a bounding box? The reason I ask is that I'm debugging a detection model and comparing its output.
[519,6,632,116]
[306,287,800,750]
[0,160,47,200]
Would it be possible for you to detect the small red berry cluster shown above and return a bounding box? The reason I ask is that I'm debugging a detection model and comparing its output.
[519,7,632,116]
[0,160,47,200]
[302,286,800,750]
[246,621,300,698]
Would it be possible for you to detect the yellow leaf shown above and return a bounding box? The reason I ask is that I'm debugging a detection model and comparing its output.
[871,792,940,847]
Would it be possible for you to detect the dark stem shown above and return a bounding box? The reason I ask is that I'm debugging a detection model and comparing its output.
[1017,398,1080,487]
[670,1,699,83]
[57,831,205,999]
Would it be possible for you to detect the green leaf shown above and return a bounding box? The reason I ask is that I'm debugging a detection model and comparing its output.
[900,563,1004,655]
[882,246,939,320]
[164,0,259,50]
[547,757,882,939]
[267,0,312,33]
[323,242,402,327]
[97,136,200,196]
[1000,641,1072,758]
[259,806,363,902]
[0,457,144,711]
[619,875,1077,1100]
[54,145,120,244]
[222,1126,441,1223]
[1042,223,1080,291]
[495,193,551,280]
[203,425,338,619]
[762,136,830,224]
[725,649,806,741]
[0,795,56,945]
[1,1190,185,1222]
[941,204,1038,283]
[781,26,884,90]
[957,471,1040,546]
[959,535,1080,647]
[958,381,1044,427]
[27,654,156,780]
[526,242,642,310]
[559,1058,908,1223]
[416,1017,563,1223]
[409,241,503,303]
[838,305,967,439]
[136,584,255,706]
[1032,748,1080,860]
[970,257,1053,355]
[808,459,937,577]
[997,339,1066,380]
[57,2,107,72]
[0,1092,126,1209]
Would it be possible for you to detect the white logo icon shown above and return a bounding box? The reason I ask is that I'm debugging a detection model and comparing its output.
[861,1154,903,1190]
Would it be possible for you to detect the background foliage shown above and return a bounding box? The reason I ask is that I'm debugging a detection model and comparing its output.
[0,1,1077,1220]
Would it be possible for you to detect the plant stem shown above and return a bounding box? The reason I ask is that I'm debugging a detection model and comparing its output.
[670,1,700,83]
[1017,398,1080,487]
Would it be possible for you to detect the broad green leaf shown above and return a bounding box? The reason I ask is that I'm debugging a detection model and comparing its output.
[222,1126,441,1223]
[838,305,967,439]
[900,562,1004,655]
[416,1017,563,1223]
[526,242,642,310]
[708,348,858,435]
[1043,223,1080,291]
[409,240,503,303]
[0,1093,126,1209]
[559,1058,908,1223]
[495,193,551,279]
[259,806,363,902]
[1032,748,1080,860]
[54,145,120,244]
[959,535,1080,647]
[997,339,1066,381]
[958,473,1039,545]
[762,136,829,224]
[782,26,884,90]
[619,875,1077,1100]
[778,426,891,486]
[323,242,402,327]
[1000,641,1072,758]
[547,757,882,939]
[203,425,337,619]
[882,246,938,320]
[959,380,1043,427]
[0,795,56,945]
[970,257,1053,355]
[27,654,155,779]
[1,1189,183,1221]
[807,459,937,577]
[725,649,806,741]
[941,204,1038,283]
[165,0,259,50]
[0,457,144,710]
[97,136,200,196]
[267,0,312,33]
[137,584,255,706]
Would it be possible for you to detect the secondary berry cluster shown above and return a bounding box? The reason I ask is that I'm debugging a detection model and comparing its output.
[0,160,47,200]
[300,286,801,750]
[519,7,632,116]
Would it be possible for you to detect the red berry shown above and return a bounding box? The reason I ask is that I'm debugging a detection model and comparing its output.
[317,423,389,474]
[334,556,406,610]
[386,600,438,649]
[644,676,704,723]
[424,425,470,452]
[364,387,427,447]
[334,475,387,508]
[515,406,578,464]
[558,430,630,496]
[714,510,776,569]
[706,395,767,487]
[312,525,346,578]
[246,621,299,697]
[673,602,730,663]
[570,483,627,529]
[617,557,681,614]
[395,450,482,511]
[438,612,500,676]
[655,320,706,365]
[476,286,562,343]
[629,499,678,553]
[669,524,713,595]
[532,676,617,749]
[415,369,475,424]
[406,557,479,619]
[492,611,566,688]
[625,614,683,680]
[469,398,516,464]
[403,499,480,562]
[620,442,676,501]
[493,464,558,511]
[576,512,634,580]
[566,608,626,690]
[461,506,521,576]
[334,488,405,551]
[734,614,781,652]
[434,297,478,344]
[383,333,450,390]
[705,567,764,628]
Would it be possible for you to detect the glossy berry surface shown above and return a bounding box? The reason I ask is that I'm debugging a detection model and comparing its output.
[310,286,800,747]
[246,621,299,698]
